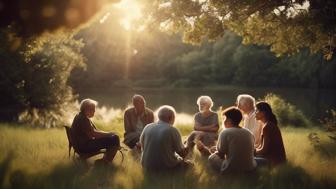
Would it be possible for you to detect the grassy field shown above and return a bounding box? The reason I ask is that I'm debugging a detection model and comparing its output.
[0,121,336,189]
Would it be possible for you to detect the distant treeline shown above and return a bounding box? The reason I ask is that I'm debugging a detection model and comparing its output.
[70,10,336,91]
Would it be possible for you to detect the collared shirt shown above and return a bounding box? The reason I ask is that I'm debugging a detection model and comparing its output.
[140,121,184,170]
[123,107,154,137]
[243,110,262,147]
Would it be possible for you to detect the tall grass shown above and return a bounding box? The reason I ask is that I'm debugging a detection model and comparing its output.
[1,122,336,189]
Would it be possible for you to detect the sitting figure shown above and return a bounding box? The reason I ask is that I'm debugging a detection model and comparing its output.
[236,94,262,148]
[186,96,219,156]
[140,105,189,172]
[123,95,154,150]
[255,101,286,166]
[71,98,120,164]
[209,107,257,173]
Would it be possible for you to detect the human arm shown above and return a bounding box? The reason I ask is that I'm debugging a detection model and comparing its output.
[194,113,219,132]
[148,110,154,123]
[90,129,114,139]
[139,128,145,150]
[256,125,270,156]
[215,132,227,158]
[123,110,133,135]
[173,129,189,158]
[194,122,219,132]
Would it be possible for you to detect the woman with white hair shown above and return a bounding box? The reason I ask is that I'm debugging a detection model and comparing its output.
[186,96,219,157]
[236,94,262,147]
[71,98,120,164]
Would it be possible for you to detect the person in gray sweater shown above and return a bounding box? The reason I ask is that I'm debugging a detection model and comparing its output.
[208,107,257,173]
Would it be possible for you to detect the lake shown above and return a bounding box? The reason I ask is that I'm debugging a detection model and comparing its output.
[79,87,336,123]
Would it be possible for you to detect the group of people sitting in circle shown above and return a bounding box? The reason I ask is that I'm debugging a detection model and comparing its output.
[70,94,286,173]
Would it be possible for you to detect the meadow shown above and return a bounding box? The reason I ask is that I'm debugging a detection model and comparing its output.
[1,119,336,189]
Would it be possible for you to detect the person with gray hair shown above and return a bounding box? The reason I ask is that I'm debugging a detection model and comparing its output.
[140,105,190,171]
[236,94,262,147]
[186,96,219,157]
[71,98,120,164]
[123,95,154,150]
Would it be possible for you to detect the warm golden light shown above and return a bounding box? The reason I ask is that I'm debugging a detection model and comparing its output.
[114,0,142,30]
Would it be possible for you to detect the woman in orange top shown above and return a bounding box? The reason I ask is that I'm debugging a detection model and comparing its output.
[255,101,286,165]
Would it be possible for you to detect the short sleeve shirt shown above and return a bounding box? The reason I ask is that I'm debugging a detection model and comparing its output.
[194,111,219,127]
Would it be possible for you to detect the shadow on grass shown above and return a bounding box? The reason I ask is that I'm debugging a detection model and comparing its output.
[0,153,13,189]
[1,153,336,189]
[0,154,120,189]
[316,141,336,159]
[137,160,336,189]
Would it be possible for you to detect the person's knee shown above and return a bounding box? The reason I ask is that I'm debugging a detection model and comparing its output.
[187,131,200,143]
[208,153,222,171]
[108,135,120,147]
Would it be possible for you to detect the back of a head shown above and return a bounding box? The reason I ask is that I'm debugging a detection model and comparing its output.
[157,105,176,124]
[222,107,243,126]
[256,101,277,125]
[80,98,97,112]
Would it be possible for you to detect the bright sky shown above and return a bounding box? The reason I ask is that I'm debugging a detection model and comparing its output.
[113,0,142,30]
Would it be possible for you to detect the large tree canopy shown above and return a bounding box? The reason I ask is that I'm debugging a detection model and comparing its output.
[142,0,336,60]
[0,0,119,36]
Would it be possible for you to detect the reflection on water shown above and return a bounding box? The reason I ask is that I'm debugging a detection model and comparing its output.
[79,87,336,122]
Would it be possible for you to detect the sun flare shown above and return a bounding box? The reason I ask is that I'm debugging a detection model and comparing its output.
[114,0,142,30]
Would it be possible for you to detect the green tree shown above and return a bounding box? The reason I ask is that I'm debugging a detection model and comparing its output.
[0,28,85,127]
[142,0,336,60]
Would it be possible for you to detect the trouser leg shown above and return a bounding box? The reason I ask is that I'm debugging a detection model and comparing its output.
[208,153,223,172]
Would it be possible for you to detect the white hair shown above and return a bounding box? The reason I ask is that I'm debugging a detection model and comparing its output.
[80,98,98,112]
[157,105,176,123]
[236,94,255,108]
[132,94,145,104]
[196,96,214,108]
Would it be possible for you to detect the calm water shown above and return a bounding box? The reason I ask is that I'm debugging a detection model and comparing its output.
[79,87,336,122]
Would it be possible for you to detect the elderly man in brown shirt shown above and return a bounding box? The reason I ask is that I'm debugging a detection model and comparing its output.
[123,95,154,150]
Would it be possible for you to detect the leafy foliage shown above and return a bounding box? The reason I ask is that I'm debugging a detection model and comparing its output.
[0,28,85,127]
[321,109,336,142]
[262,93,310,127]
[71,16,336,89]
[142,0,336,59]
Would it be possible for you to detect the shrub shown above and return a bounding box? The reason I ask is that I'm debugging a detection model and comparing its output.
[262,93,310,127]
[0,28,85,127]
[321,109,336,142]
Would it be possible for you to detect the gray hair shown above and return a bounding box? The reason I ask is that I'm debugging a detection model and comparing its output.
[197,95,214,108]
[157,105,176,123]
[132,94,145,104]
[80,98,98,112]
[236,94,255,108]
